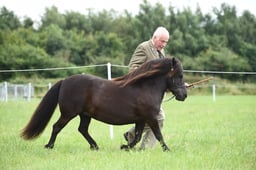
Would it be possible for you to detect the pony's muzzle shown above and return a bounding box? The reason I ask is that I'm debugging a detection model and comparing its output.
[174,89,187,101]
[175,94,187,101]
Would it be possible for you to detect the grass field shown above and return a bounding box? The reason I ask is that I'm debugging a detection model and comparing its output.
[0,95,255,170]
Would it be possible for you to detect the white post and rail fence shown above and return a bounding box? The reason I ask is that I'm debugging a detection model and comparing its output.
[1,63,255,139]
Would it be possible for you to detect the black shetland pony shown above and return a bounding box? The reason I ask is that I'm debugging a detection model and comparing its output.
[21,58,187,152]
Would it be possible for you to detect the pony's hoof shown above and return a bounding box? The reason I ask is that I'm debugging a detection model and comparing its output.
[163,146,170,152]
[90,145,99,151]
[44,144,54,149]
[120,144,130,151]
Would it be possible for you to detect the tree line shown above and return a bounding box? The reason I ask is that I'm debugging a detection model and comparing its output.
[0,0,256,81]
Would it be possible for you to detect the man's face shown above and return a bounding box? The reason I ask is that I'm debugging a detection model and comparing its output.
[153,34,169,51]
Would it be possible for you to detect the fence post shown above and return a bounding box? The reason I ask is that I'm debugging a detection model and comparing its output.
[48,83,52,90]
[212,84,216,102]
[14,85,17,98]
[4,81,8,102]
[107,63,114,139]
[27,83,32,101]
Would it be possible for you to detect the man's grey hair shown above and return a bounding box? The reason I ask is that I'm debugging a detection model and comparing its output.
[152,26,169,38]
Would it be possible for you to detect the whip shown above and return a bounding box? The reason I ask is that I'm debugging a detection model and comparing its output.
[186,77,214,88]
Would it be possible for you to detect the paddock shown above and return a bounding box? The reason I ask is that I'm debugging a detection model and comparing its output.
[0,95,255,169]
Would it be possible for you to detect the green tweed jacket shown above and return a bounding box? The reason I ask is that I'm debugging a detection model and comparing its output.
[128,39,165,72]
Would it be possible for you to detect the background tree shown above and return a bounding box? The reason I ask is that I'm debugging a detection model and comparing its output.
[40,6,66,30]
[0,2,255,82]
[0,7,21,30]
[134,0,168,40]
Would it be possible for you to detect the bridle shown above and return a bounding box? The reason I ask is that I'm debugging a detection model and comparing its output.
[164,77,214,102]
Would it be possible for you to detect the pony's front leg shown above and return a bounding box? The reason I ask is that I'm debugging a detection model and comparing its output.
[120,122,145,151]
[149,121,170,152]
[159,140,170,151]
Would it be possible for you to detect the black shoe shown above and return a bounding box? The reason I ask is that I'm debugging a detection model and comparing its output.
[123,132,129,142]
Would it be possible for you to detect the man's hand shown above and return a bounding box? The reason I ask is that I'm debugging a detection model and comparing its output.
[185,82,190,88]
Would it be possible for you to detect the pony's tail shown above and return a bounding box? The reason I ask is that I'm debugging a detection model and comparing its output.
[20,80,63,140]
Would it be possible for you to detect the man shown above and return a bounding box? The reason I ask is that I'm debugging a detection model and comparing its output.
[123,26,169,150]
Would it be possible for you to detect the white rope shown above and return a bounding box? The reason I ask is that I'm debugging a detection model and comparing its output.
[0,64,256,75]
[111,64,129,68]
[0,64,107,73]
[184,70,256,75]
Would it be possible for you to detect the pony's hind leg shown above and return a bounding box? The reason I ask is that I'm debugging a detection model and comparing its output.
[121,122,145,151]
[45,115,73,149]
[78,114,99,150]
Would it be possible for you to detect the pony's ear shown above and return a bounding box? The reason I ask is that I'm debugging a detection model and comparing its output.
[171,57,176,71]
[172,57,176,65]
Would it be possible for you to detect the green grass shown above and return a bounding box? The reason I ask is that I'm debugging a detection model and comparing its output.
[0,96,255,170]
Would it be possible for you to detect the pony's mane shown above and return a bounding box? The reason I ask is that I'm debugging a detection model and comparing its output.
[113,58,178,87]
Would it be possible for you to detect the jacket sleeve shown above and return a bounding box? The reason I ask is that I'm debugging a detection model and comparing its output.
[128,45,147,72]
